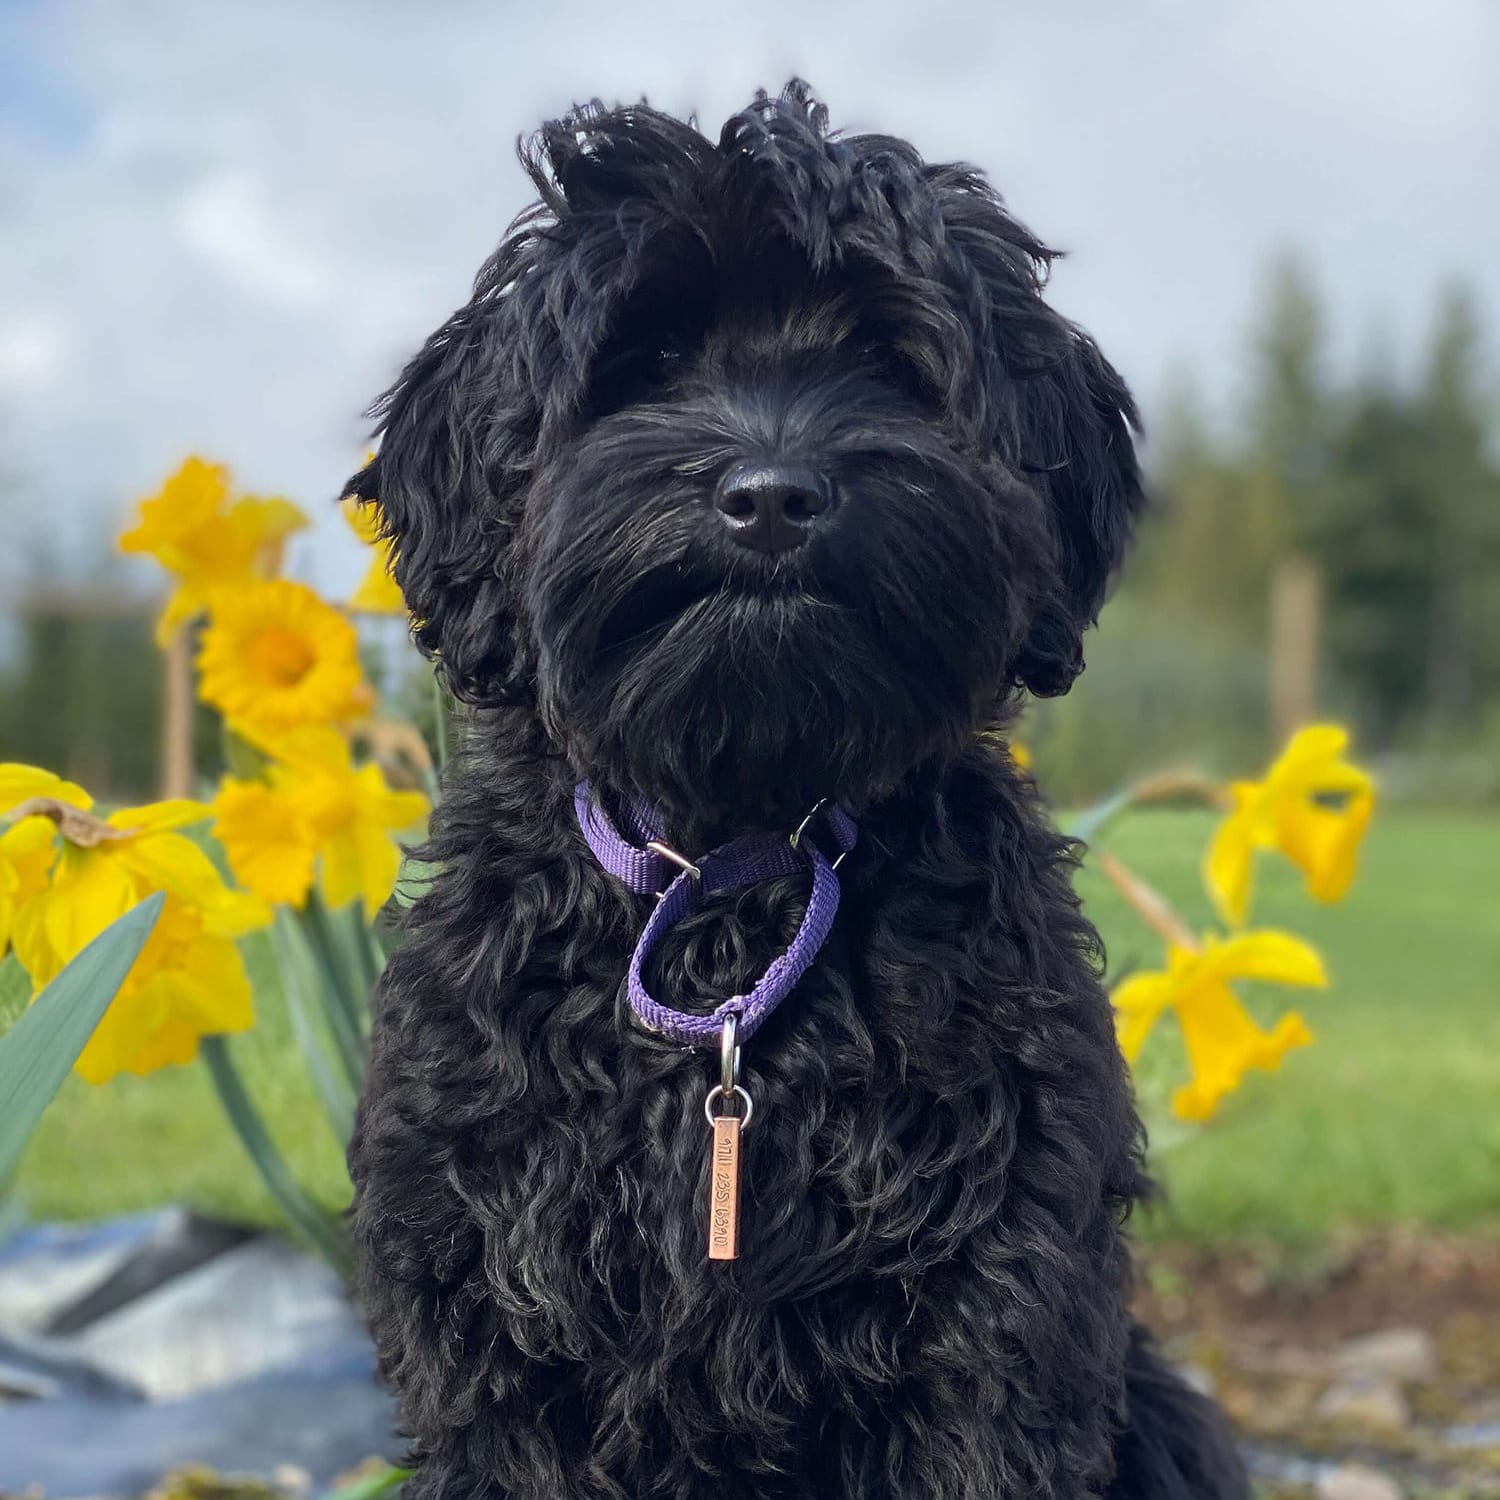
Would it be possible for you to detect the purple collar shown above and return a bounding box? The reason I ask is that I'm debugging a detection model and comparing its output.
[574,782,857,1048]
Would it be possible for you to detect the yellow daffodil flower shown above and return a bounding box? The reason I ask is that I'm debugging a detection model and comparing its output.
[341,495,406,615]
[8,796,267,987]
[0,764,94,812]
[119,457,309,644]
[197,579,370,736]
[1,764,90,956]
[1205,725,1375,927]
[211,781,316,907]
[213,726,428,916]
[72,895,257,1085]
[0,816,55,957]
[1,770,269,1083]
[1112,931,1326,1122]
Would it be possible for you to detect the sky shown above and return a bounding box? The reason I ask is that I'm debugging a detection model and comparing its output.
[0,0,1496,594]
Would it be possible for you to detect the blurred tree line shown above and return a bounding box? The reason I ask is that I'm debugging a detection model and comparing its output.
[0,570,175,799]
[2,253,1497,806]
[1030,254,1500,803]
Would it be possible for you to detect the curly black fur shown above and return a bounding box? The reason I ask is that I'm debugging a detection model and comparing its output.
[346,83,1249,1499]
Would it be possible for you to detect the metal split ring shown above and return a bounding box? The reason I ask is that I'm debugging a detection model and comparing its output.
[703,1083,754,1130]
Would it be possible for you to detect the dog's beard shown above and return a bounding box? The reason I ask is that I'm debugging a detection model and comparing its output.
[523,395,1050,836]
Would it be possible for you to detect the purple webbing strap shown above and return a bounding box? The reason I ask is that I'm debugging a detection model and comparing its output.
[573,781,857,1047]
[574,787,679,895]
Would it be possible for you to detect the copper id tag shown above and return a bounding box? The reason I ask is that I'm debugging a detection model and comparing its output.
[707,1016,751,1262]
[707,1114,742,1260]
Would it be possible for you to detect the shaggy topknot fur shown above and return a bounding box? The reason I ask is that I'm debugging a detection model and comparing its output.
[346,83,1249,1499]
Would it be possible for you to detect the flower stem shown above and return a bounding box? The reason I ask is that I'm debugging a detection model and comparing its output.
[431,673,450,769]
[1125,770,1233,811]
[1064,771,1230,847]
[201,1035,351,1275]
[4,798,125,847]
[354,914,387,996]
[299,896,370,1085]
[264,922,356,1145]
[323,1464,412,1500]
[1096,851,1201,954]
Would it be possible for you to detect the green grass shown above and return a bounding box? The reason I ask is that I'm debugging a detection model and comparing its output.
[1079,807,1500,1245]
[18,950,354,1229]
[15,808,1500,1247]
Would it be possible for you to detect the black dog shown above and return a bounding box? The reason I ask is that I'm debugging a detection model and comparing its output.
[346,83,1248,1499]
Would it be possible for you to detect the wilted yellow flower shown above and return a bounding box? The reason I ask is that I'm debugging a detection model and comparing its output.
[1,772,269,1083]
[342,496,406,615]
[119,457,308,643]
[1112,931,1326,1122]
[1205,725,1375,927]
[7,796,266,986]
[0,764,95,812]
[214,726,428,916]
[197,579,369,736]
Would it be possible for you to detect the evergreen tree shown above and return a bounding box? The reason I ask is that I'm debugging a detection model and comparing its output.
[1417,281,1500,730]
[1314,281,1499,741]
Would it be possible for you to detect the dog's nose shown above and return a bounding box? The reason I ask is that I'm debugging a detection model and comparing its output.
[712,462,834,553]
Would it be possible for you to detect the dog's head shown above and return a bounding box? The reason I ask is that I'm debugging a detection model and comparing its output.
[347,83,1141,829]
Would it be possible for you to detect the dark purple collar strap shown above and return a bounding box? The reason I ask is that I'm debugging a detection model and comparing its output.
[573,781,857,1048]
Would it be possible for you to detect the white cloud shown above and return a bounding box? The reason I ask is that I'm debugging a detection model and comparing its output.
[0,314,69,388]
[178,170,333,308]
[0,0,1495,588]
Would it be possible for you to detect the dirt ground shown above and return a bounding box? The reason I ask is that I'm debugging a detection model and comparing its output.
[1137,1234,1500,1497]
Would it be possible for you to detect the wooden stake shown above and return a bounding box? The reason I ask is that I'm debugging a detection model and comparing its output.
[161,627,194,799]
[1270,554,1321,748]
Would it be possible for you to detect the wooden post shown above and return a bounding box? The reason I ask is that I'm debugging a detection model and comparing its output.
[1269,554,1321,747]
[161,627,195,798]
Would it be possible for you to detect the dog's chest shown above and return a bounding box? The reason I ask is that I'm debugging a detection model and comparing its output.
[472,884,1033,1307]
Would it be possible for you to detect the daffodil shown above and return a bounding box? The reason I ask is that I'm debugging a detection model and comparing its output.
[211,780,317,907]
[0,764,94,813]
[71,895,257,1085]
[213,726,428,916]
[8,796,267,988]
[342,496,406,615]
[1113,931,1326,1122]
[119,457,308,643]
[1205,725,1375,926]
[0,816,55,957]
[1,765,89,957]
[1,770,269,1082]
[197,579,369,736]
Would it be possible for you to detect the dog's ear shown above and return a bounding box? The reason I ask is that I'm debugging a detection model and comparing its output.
[927,170,1144,696]
[342,107,701,707]
[341,245,542,708]
[1009,326,1143,696]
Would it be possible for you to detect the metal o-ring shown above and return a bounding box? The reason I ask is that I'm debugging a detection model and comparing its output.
[703,1083,754,1130]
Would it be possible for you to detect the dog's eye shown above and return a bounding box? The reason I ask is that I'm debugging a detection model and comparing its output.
[856,339,937,406]
[588,340,688,417]
[595,343,680,377]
